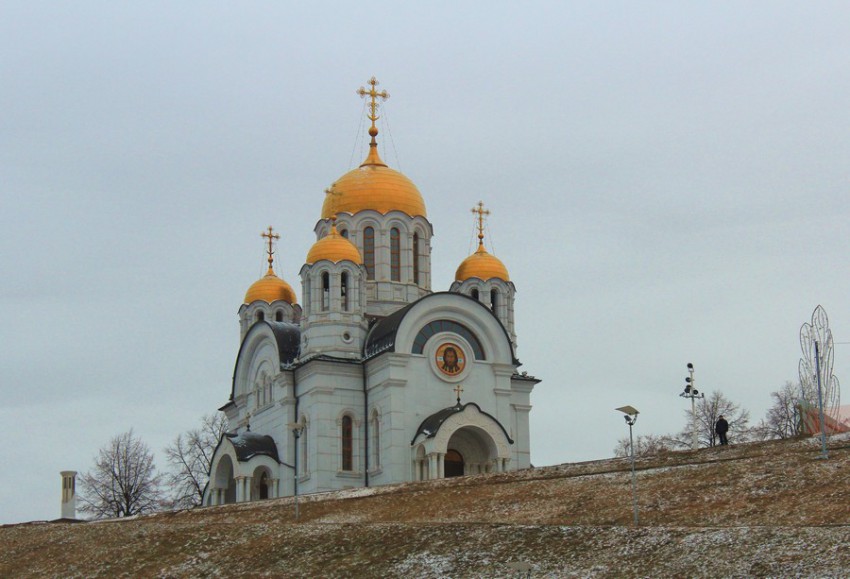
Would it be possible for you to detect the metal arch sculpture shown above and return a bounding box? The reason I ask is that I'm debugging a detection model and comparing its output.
[799,305,841,431]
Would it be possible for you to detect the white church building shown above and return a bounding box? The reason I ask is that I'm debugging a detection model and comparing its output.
[204,78,540,506]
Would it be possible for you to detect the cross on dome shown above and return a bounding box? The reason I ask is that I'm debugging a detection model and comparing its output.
[261,226,280,272]
[357,76,389,145]
[472,201,491,246]
[454,384,464,405]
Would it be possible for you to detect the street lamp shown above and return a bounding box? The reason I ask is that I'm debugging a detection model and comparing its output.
[680,362,704,450]
[288,420,305,520]
[615,405,639,525]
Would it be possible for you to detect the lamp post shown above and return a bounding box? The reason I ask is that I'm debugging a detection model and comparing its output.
[680,362,704,449]
[288,420,305,520]
[615,405,640,525]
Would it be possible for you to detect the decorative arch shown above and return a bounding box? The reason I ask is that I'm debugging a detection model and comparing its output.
[412,319,485,360]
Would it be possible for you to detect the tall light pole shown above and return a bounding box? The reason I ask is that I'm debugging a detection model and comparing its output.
[288,420,305,520]
[680,362,704,450]
[615,405,640,525]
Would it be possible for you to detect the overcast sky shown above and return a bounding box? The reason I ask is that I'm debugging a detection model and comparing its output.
[2,2,849,524]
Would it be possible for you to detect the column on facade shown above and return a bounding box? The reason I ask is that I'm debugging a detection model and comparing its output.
[428,453,438,480]
[437,453,445,479]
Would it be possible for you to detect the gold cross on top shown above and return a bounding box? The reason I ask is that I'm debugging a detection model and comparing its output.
[357,76,389,129]
[454,384,464,404]
[471,201,491,244]
[261,226,280,270]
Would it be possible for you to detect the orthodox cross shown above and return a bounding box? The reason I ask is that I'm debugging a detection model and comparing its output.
[357,76,389,133]
[471,201,491,245]
[454,384,464,405]
[261,226,280,270]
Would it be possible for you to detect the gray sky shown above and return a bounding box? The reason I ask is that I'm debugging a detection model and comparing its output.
[2,2,849,524]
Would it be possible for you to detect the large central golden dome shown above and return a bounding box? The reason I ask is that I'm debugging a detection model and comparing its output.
[321,145,427,219]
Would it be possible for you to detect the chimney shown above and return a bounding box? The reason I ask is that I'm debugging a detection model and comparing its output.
[60,471,77,519]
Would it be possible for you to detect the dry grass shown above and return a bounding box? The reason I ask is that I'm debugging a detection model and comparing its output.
[3,435,850,577]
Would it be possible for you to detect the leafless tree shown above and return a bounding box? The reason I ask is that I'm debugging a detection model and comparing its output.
[78,429,165,519]
[759,381,803,439]
[675,390,751,448]
[613,433,677,458]
[164,413,228,509]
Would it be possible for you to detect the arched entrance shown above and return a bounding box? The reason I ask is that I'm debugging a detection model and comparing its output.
[446,426,498,475]
[444,449,464,477]
[214,455,236,504]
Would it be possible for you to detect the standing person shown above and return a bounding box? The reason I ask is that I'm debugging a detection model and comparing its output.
[715,415,729,446]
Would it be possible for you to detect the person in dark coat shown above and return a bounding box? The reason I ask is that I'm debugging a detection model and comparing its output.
[715,415,729,445]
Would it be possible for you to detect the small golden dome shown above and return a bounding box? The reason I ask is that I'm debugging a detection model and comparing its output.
[321,147,427,219]
[455,243,510,282]
[244,268,298,304]
[306,224,363,265]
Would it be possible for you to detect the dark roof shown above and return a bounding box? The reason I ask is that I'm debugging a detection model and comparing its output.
[224,432,280,463]
[229,321,301,402]
[266,321,301,366]
[364,292,519,364]
[364,302,416,358]
[410,402,514,445]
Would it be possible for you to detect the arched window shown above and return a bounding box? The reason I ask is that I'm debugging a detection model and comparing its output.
[341,271,349,311]
[364,227,375,280]
[490,289,499,313]
[371,411,380,469]
[471,288,479,301]
[413,232,420,285]
[341,415,353,471]
[390,227,400,281]
[322,272,330,311]
[256,311,265,322]
[339,228,348,239]
[275,310,283,322]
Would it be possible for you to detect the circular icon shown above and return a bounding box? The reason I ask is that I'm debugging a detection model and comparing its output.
[435,343,465,376]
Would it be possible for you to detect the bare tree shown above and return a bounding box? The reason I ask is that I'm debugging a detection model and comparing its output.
[613,433,677,458]
[675,391,751,448]
[79,429,165,519]
[759,381,803,440]
[164,413,228,509]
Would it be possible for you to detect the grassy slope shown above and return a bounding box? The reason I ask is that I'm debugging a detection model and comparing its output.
[3,435,849,578]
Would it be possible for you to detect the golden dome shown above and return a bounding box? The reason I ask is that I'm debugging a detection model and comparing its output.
[244,268,298,304]
[455,243,510,282]
[321,146,427,219]
[306,223,363,265]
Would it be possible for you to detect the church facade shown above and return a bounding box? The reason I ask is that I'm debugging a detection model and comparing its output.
[204,78,539,506]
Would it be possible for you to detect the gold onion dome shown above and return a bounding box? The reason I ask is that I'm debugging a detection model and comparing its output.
[321,139,427,219]
[244,226,298,304]
[455,242,510,282]
[321,76,426,219]
[456,201,509,282]
[306,222,363,265]
[244,268,298,304]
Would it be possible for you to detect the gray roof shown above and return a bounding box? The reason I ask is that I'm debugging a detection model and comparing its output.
[224,432,280,463]
[364,292,519,364]
[411,402,514,445]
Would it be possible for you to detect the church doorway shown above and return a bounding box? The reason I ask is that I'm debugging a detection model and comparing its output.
[259,472,269,499]
[444,449,465,477]
[214,455,236,504]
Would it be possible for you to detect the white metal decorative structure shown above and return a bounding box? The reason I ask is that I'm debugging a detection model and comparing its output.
[799,305,841,459]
